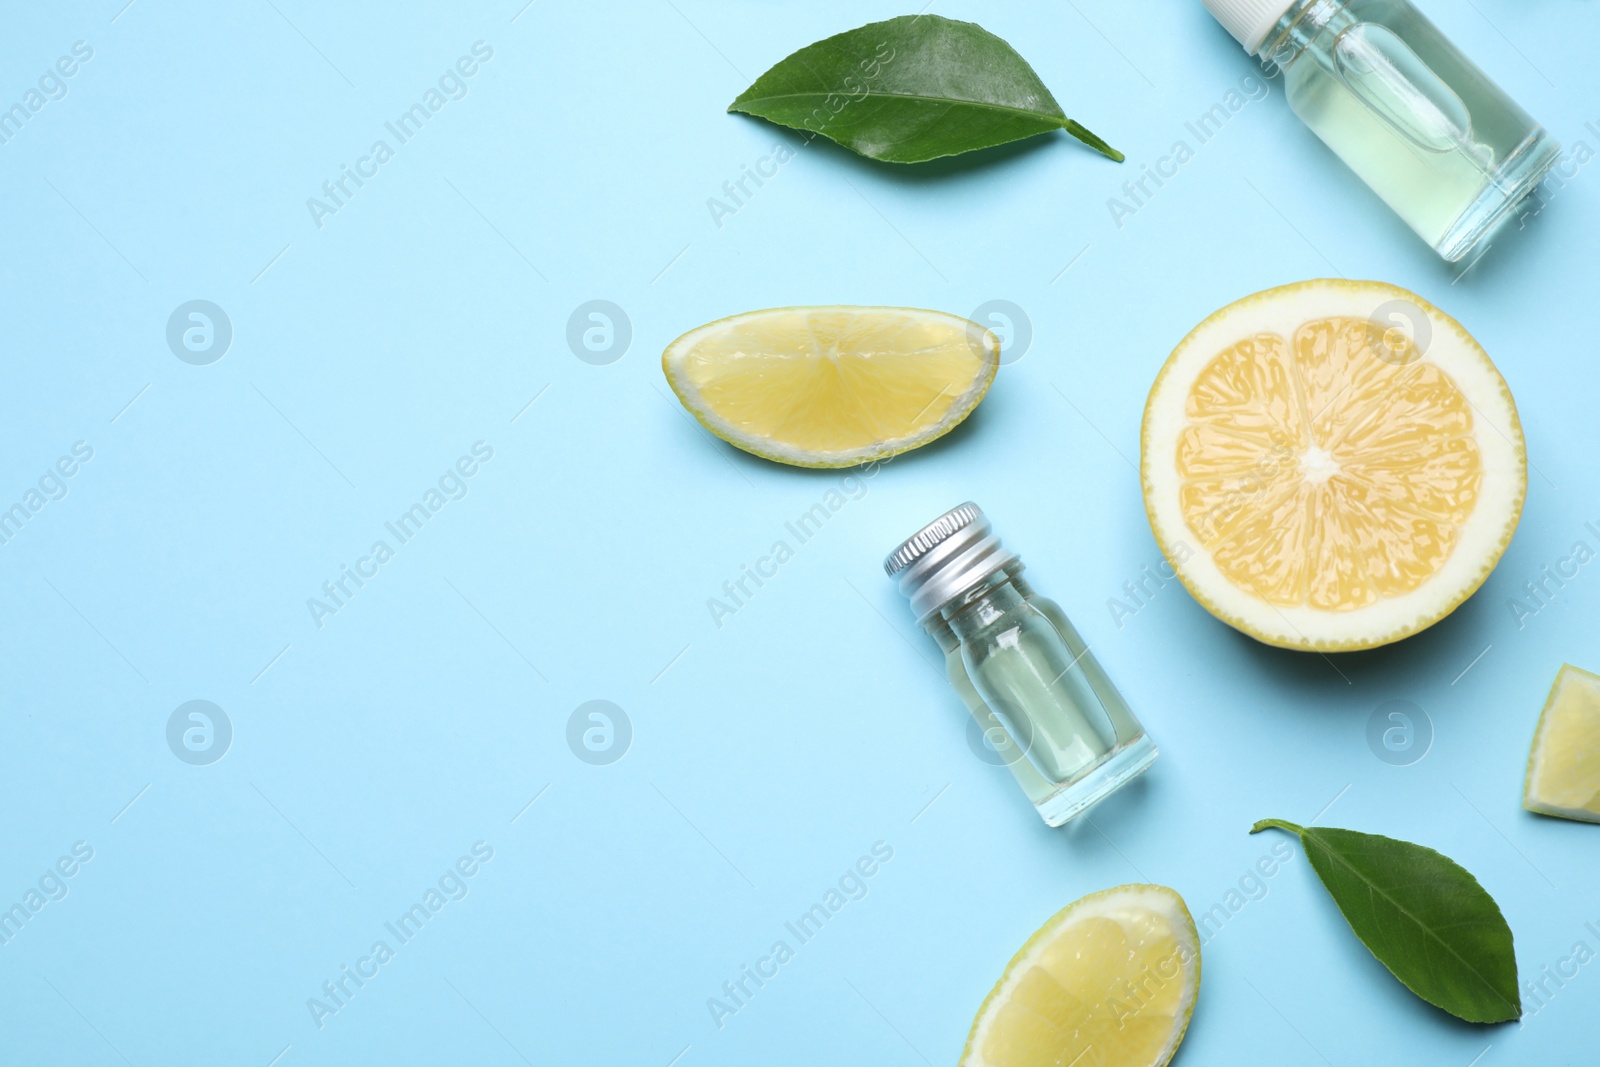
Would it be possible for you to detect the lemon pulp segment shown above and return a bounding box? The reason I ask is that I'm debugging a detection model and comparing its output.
[1177,316,1482,611]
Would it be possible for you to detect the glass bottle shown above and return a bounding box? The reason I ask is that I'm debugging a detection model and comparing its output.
[1202,0,1560,261]
[884,503,1158,826]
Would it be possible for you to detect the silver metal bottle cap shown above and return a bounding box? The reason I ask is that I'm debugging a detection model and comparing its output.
[884,502,1020,622]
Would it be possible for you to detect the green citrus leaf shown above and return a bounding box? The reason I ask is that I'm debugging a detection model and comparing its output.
[728,15,1123,165]
[1251,819,1520,1024]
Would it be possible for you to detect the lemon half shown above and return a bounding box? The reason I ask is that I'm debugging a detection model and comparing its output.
[662,306,998,468]
[960,884,1200,1067]
[1525,663,1600,823]
[1141,279,1526,652]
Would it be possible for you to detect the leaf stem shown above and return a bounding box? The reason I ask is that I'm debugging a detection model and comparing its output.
[1250,818,1306,836]
[1063,119,1124,162]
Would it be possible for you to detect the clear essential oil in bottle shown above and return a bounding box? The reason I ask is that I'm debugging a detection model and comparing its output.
[1203,0,1561,261]
[885,504,1158,826]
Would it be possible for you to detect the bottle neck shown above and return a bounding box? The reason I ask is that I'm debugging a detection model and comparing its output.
[1259,0,1354,67]
[919,562,1030,639]
[942,573,1029,642]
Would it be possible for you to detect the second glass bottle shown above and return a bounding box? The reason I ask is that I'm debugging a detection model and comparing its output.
[885,503,1158,825]
[1203,0,1560,261]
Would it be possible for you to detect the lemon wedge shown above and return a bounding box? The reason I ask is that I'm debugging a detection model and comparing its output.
[1141,279,1525,651]
[960,884,1200,1067]
[1525,663,1600,822]
[661,306,998,468]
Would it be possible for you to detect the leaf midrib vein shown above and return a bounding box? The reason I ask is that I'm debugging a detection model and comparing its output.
[735,89,1062,125]
[1316,840,1512,1009]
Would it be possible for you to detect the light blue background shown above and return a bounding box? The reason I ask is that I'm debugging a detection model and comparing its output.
[3,0,1597,1064]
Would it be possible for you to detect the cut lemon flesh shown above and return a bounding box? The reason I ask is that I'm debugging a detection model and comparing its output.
[662,306,998,468]
[1524,664,1600,823]
[960,884,1199,1067]
[1142,279,1525,651]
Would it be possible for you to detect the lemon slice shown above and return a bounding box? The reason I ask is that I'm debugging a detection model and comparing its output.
[960,884,1200,1067]
[1141,279,1525,651]
[1524,664,1600,822]
[661,306,998,468]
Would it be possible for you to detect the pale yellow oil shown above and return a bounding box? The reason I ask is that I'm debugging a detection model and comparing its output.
[927,574,1155,823]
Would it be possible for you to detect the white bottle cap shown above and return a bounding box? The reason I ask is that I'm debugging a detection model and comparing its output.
[1201,0,1296,52]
